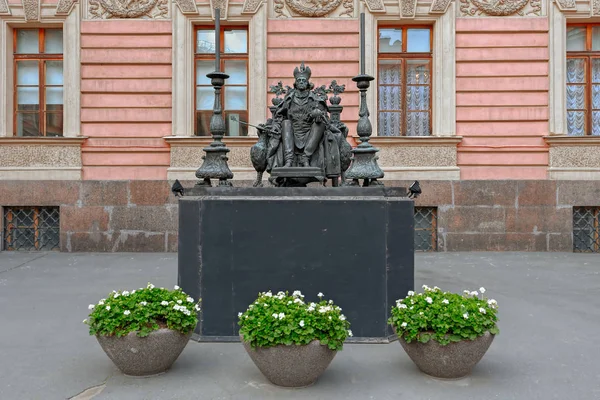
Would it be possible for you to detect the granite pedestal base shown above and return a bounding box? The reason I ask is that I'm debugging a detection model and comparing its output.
[177,188,414,342]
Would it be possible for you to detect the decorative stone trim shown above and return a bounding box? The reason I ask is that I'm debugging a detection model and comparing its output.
[364,0,385,13]
[400,0,417,17]
[56,0,76,15]
[273,0,354,18]
[22,0,39,21]
[0,0,10,15]
[430,0,452,13]
[544,135,600,145]
[242,0,263,14]
[88,0,169,19]
[164,136,258,147]
[175,0,199,14]
[369,136,463,146]
[545,135,600,179]
[458,0,542,16]
[0,137,87,145]
[210,0,228,19]
[554,0,576,11]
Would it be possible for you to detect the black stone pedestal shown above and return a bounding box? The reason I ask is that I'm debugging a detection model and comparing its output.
[177,188,414,342]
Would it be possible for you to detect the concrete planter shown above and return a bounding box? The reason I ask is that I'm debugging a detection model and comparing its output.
[398,331,495,379]
[242,339,337,387]
[96,328,192,377]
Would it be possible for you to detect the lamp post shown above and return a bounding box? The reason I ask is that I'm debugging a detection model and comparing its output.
[344,12,384,187]
[195,8,234,187]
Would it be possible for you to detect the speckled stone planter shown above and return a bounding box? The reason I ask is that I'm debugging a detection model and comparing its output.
[242,339,337,387]
[398,331,495,379]
[96,328,192,377]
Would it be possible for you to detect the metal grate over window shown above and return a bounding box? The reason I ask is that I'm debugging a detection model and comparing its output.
[2,207,60,251]
[414,207,437,252]
[573,207,600,253]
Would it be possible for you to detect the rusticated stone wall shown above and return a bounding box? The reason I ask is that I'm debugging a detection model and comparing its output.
[1,180,599,252]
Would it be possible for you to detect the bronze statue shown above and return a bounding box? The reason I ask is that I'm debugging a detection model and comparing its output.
[252,62,351,187]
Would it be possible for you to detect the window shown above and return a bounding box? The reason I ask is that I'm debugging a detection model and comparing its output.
[378,27,432,137]
[195,26,248,136]
[3,207,60,251]
[414,207,437,252]
[565,25,600,136]
[13,28,64,137]
[573,207,600,253]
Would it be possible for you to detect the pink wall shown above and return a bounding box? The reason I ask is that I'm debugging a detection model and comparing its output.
[80,21,172,180]
[267,19,360,137]
[455,18,550,180]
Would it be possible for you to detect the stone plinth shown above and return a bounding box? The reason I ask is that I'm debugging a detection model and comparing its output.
[177,187,415,342]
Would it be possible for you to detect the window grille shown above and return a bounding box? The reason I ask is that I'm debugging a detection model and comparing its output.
[2,207,60,251]
[573,207,600,253]
[414,207,437,252]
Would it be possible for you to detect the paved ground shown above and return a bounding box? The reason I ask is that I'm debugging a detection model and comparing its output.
[0,252,599,400]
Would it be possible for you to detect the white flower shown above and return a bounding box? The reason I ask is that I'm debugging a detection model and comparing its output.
[433,286,440,291]
[83,319,88,324]
[161,301,169,306]
[339,315,346,321]
[278,313,285,319]
[292,290,303,297]
[317,292,324,298]
[401,322,407,328]
[287,301,292,304]
[187,297,194,303]
[263,303,268,307]
[463,312,469,319]
[479,307,487,314]
[299,320,305,327]
[124,310,131,315]
[173,305,181,311]
[347,330,353,337]
[88,304,95,310]
[442,299,449,305]
[174,285,180,290]
[398,304,407,309]
[140,301,147,306]
[293,298,304,304]
[422,284,429,290]
[131,290,136,294]
[479,287,486,294]
[122,291,130,296]
[147,283,155,289]
[277,291,285,297]
[419,312,424,315]
[105,306,111,311]
[488,299,498,308]
[470,291,479,297]
[463,290,470,295]
[328,300,333,305]
[407,291,415,296]
[98,299,105,306]
[329,316,332,320]
[410,306,414,310]
[238,312,242,317]
[177,300,183,304]
[425,297,433,304]
[195,304,201,311]
[114,293,120,299]
[264,291,273,297]
[272,313,278,318]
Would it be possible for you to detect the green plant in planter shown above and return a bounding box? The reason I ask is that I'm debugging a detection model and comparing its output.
[238,290,352,351]
[84,283,201,337]
[389,285,499,345]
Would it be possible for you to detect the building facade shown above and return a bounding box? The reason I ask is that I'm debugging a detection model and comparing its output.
[1,0,599,252]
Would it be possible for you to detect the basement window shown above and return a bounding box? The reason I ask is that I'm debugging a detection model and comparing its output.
[414,207,437,252]
[573,207,600,253]
[2,206,60,251]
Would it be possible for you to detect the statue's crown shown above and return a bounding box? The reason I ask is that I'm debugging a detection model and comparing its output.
[293,62,312,81]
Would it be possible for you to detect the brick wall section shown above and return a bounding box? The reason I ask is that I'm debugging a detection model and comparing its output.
[455,18,550,180]
[80,21,172,180]
[2,180,600,252]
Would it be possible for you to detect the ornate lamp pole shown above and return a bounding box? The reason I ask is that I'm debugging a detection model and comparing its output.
[344,12,384,187]
[195,8,234,187]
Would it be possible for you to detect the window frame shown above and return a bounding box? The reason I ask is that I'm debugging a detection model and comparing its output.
[193,25,249,137]
[12,28,64,137]
[377,25,433,137]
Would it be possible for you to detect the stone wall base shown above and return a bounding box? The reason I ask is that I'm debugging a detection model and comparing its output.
[1,179,598,252]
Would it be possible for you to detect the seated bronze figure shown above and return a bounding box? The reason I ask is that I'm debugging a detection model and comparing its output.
[251,62,352,187]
